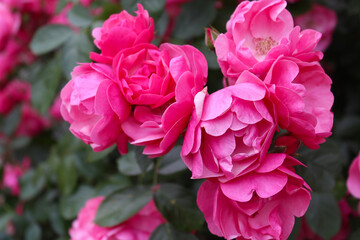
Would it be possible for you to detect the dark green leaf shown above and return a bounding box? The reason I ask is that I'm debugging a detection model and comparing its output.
[61,32,93,79]
[95,174,132,196]
[57,154,79,196]
[86,145,115,162]
[350,229,360,240]
[154,183,204,231]
[121,0,165,16]
[24,223,41,240]
[60,185,96,220]
[150,223,198,240]
[1,107,21,136]
[173,0,217,40]
[95,185,152,227]
[117,151,142,176]
[158,146,187,175]
[31,57,62,114]
[134,147,154,174]
[49,205,66,235]
[30,25,73,55]
[68,4,93,27]
[306,192,341,239]
[10,137,30,150]
[20,168,46,201]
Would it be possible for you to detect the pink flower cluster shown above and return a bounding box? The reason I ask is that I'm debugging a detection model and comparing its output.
[347,152,360,214]
[60,4,208,156]
[61,1,335,239]
[1,157,30,196]
[69,196,165,240]
[180,0,334,239]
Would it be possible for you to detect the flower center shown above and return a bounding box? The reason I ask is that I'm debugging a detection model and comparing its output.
[253,37,278,56]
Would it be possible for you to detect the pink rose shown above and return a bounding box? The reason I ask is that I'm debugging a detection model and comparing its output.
[0,80,31,115]
[214,0,323,85]
[0,39,23,82]
[0,3,20,50]
[181,80,275,180]
[347,152,360,199]
[197,154,311,240]
[16,104,50,137]
[90,4,154,64]
[295,4,337,52]
[69,196,165,240]
[120,43,207,157]
[2,157,30,196]
[236,56,333,149]
[49,96,62,121]
[60,63,130,153]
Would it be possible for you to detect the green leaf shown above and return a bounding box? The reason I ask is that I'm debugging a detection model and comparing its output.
[10,137,30,150]
[67,4,93,27]
[1,107,21,136]
[350,229,360,240]
[117,151,142,176]
[95,174,132,196]
[298,140,345,192]
[158,146,187,175]
[60,185,96,220]
[306,192,341,239]
[154,183,204,231]
[49,205,66,235]
[121,0,165,16]
[134,147,154,174]
[61,32,93,79]
[57,154,79,196]
[150,223,199,240]
[173,0,217,40]
[95,185,152,227]
[31,57,62,115]
[24,223,41,240]
[20,168,46,201]
[86,145,115,162]
[30,24,74,55]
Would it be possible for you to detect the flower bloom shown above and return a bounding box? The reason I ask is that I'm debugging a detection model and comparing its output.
[295,4,337,52]
[91,4,154,64]
[0,80,31,115]
[181,80,275,180]
[0,3,20,49]
[347,152,360,200]
[69,196,165,240]
[2,157,30,196]
[16,104,50,137]
[244,56,334,149]
[120,43,207,157]
[197,154,311,240]
[214,0,323,85]
[60,63,130,153]
[49,96,62,121]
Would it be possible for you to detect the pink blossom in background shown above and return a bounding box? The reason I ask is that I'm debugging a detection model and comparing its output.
[16,104,50,137]
[0,80,31,115]
[214,0,324,85]
[197,154,311,240]
[69,196,165,240]
[347,152,360,199]
[165,0,192,18]
[91,4,154,64]
[181,80,275,181]
[239,56,334,149]
[2,0,57,15]
[120,43,207,157]
[0,2,20,50]
[286,0,299,3]
[0,39,23,83]
[60,63,130,154]
[49,96,62,121]
[2,157,30,196]
[295,4,337,52]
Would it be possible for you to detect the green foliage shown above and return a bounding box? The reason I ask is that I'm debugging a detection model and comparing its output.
[154,183,204,231]
[30,25,74,55]
[150,223,199,240]
[95,185,152,227]
[68,4,93,27]
[306,192,341,239]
